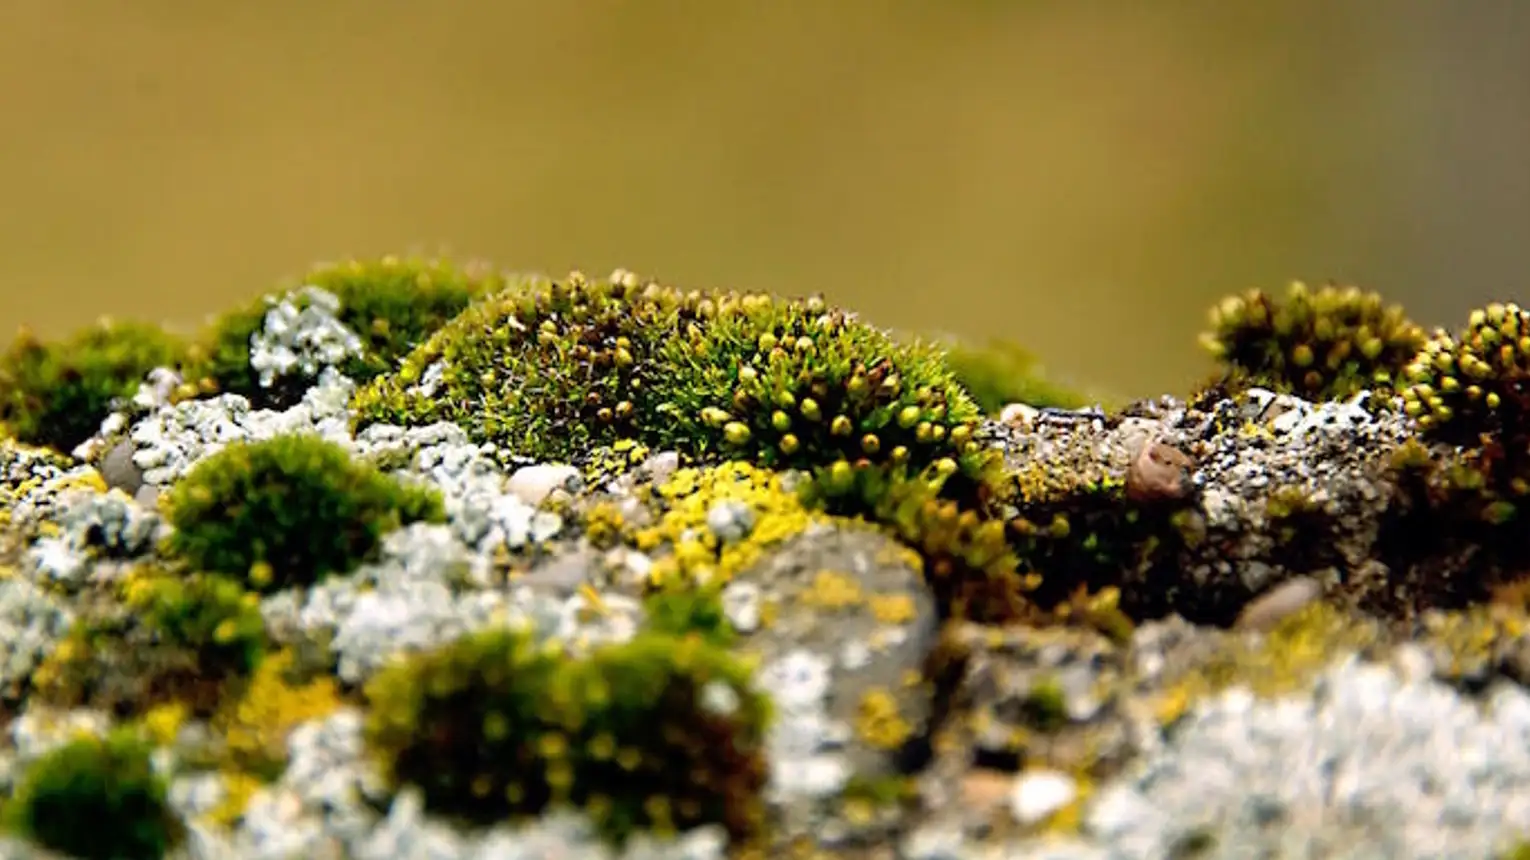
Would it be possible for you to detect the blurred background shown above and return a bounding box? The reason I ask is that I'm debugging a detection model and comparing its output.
[1,1,1527,400]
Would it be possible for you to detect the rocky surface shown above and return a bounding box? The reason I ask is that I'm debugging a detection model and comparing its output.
[2,281,1529,860]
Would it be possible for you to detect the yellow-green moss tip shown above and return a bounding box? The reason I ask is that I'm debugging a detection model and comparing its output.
[1201,281,1426,402]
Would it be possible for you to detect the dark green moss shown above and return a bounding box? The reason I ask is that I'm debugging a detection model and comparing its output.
[164,433,444,591]
[364,626,771,847]
[189,256,501,406]
[1200,281,1426,402]
[4,727,183,860]
[0,318,186,453]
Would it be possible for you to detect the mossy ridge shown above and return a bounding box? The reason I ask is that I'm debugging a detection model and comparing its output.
[1200,280,1426,403]
[0,317,187,455]
[364,625,771,847]
[353,268,1038,619]
[188,255,503,407]
[163,432,445,593]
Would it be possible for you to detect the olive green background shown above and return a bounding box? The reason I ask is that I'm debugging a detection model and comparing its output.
[2,2,1527,400]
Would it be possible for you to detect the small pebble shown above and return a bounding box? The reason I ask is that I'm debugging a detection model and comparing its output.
[1011,769,1078,825]
[507,463,580,507]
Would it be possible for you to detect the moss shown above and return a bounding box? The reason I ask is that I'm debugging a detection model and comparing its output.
[1200,281,1426,402]
[1000,462,1201,623]
[1262,484,1344,573]
[364,625,771,847]
[0,318,187,454]
[188,256,501,406]
[1382,300,1530,608]
[936,335,1093,414]
[164,432,444,592]
[32,567,268,718]
[353,270,986,482]
[805,457,1031,622]
[4,726,183,860]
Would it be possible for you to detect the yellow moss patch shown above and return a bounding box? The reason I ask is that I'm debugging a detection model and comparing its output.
[204,771,264,829]
[870,594,918,625]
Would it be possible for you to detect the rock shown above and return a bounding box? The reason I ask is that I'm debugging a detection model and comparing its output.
[506,463,580,507]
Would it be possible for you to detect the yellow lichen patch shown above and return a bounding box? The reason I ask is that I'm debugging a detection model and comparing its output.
[870,593,917,625]
[799,570,864,611]
[204,771,264,829]
[639,461,825,589]
[1154,601,1382,724]
[1421,603,1529,678]
[856,687,913,751]
[214,650,341,776]
[141,702,188,746]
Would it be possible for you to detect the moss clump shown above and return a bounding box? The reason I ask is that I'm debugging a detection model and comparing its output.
[642,582,736,647]
[164,433,444,591]
[1402,302,1530,454]
[1200,281,1426,402]
[0,318,186,453]
[189,256,501,405]
[4,727,183,860]
[33,568,268,717]
[936,335,1092,414]
[364,626,771,847]
[352,269,987,484]
[1381,304,1530,591]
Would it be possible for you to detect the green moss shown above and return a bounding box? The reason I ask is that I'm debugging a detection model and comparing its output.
[164,433,444,591]
[364,626,771,847]
[33,567,268,717]
[1383,303,1530,590]
[1402,302,1530,447]
[1200,281,1426,402]
[189,255,501,405]
[937,336,1092,413]
[0,318,187,453]
[4,726,183,860]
